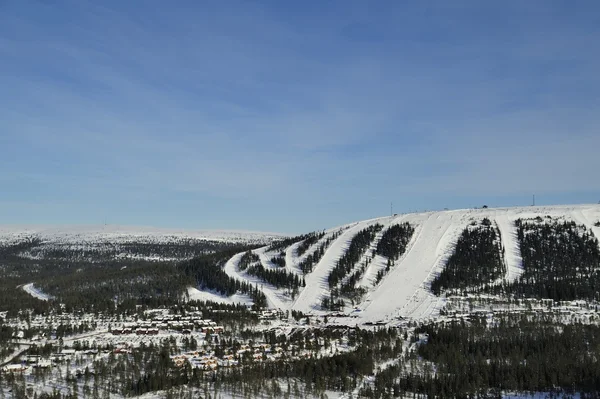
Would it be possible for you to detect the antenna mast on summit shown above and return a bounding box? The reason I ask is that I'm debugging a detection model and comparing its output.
[390,202,393,217]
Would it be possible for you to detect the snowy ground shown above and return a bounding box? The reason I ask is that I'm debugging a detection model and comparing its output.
[21,283,53,301]
[185,286,254,306]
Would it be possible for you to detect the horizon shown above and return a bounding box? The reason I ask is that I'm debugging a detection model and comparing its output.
[1,201,598,236]
[2,1,600,232]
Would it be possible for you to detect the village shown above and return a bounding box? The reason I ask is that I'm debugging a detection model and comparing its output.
[3,294,600,398]
[0,307,342,378]
[3,296,600,374]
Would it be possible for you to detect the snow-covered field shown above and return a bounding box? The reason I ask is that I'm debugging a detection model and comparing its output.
[200,204,600,324]
[185,286,253,306]
[0,225,285,245]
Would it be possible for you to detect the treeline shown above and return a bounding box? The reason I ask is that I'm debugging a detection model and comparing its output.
[328,224,383,289]
[6,236,238,263]
[0,236,250,316]
[322,224,383,310]
[376,222,415,260]
[338,262,370,303]
[39,260,191,313]
[183,301,259,326]
[238,250,260,271]
[505,218,600,301]
[179,249,267,309]
[246,263,305,292]
[0,277,51,317]
[374,223,415,284]
[363,317,600,398]
[0,236,42,259]
[298,229,344,274]
[296,231,326,257]
[325,255,377,309]
[236,250,302,293]
[267,232,315,253]
[270,255,286,267]
[431,218,505,295]
[1,242,269,316]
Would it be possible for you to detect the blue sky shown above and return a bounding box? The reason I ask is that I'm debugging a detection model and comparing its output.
[1,0,599,233]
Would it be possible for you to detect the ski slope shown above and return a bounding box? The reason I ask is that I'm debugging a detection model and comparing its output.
[358,210,464,322]
[495,213,524,282]
[21,283,53,301]
[292,217,389,313]
[212,204,600,323]
[223,251,292,309]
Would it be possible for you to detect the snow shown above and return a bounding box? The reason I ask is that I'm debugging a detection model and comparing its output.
[292,217,389,314]
[572,207,600,236]
[495,212,524,282]
[358,204,600,322]
[221,204,600,323]
[284,240,303,275]
[255,246,282,270]
[21,283,53,301]
[185,287,253,306]
[20,205,600,325]
[223,252,292,309]
[9,204,600,399]
[359,211,465,322]
[358,216,410,289]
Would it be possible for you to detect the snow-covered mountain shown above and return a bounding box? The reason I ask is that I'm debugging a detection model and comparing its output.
[215,204,600,323]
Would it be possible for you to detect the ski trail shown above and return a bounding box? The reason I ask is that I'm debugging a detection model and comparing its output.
[255,246,280,270]
[292,218,386,313]
[285,241,303,275]
[21,283,52,301]
[338,216,393,289]
[495,211,523,282]
[400,212,464,320]
[356,216,399,289]
[572,207,600,234]
[290,228,349,275]
[360,211,464,322]
[223,251,290,310]
[581,205,600,241]
[362,215,423,292]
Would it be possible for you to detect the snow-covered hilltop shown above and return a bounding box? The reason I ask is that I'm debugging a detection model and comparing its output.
[0,225,285,263]
[0,225,284,246]
[217,204,600,323]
